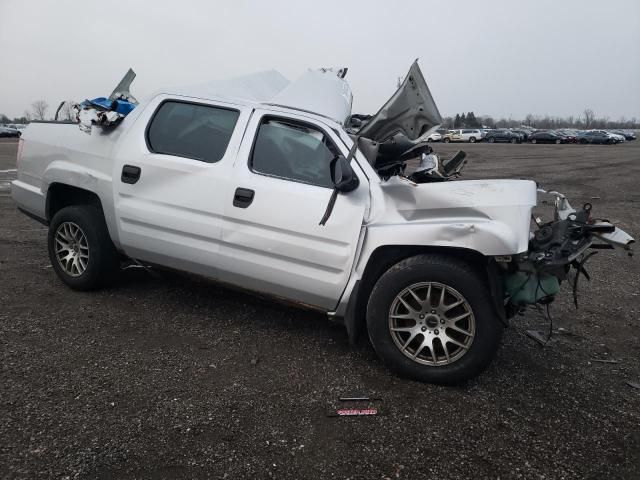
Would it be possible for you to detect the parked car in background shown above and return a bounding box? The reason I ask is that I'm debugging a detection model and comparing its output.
[579,131,616,144]
[510,129,530,141]
[443,128,484,143]
[552,130,578,143]
[483,129,520,143]
[0,126,21,138]
[610,130,636,141]
[529,131,565,144]
[425,132,442,142]
[596,130,624,143]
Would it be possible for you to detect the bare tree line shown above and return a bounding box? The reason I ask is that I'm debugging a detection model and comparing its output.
[443,108,638,130]
[1,99,77,124]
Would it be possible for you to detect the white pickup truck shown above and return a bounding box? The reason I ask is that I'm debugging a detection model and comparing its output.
[11,63,634,384]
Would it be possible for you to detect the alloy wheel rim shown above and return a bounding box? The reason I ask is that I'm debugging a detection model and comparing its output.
[54,222,89,277]
[388,282,475,366]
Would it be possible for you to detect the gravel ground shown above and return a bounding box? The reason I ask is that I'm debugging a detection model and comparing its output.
[1,138,639,479]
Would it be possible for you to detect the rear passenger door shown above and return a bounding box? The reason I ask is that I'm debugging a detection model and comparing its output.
[218,110,369,310]
[112,96,249,278]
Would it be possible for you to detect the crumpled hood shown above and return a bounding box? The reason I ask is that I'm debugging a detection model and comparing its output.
[358,60,442,143]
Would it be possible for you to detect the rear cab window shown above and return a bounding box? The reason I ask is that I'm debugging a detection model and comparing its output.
[146,100,240,163]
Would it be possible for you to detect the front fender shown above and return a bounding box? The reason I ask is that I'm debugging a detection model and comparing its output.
[364,219,529,257]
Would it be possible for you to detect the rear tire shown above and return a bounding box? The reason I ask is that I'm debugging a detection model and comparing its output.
[443,138,450,143]
[48,205,120,290]
[366,254,504,385]
[469,137,476,143]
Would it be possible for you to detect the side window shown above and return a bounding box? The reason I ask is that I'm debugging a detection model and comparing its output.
[147,101,239,163]
[250,117,340,188]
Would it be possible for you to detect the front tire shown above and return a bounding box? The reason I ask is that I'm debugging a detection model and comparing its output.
[366,254,504,385]
[488,137,495,143]
[48,205,120,290]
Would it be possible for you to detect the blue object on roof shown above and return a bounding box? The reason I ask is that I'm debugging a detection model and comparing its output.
[82,97,136,115]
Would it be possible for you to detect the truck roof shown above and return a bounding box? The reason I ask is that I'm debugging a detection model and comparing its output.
[168,69,353,125]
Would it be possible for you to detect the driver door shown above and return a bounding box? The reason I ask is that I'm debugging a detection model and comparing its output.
[217,109,369,310]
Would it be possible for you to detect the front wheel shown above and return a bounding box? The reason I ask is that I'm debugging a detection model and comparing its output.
[555,139,562,144]
[366,254,504,385]
[510,138,517,144]
[48,205,120,290]
[443,137,450,143]
[488,137,495,143]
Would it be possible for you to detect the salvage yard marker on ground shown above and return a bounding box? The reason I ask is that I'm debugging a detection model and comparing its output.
[330,408,379,417]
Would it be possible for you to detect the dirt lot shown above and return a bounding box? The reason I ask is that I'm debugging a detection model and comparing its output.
[1,137,639,479]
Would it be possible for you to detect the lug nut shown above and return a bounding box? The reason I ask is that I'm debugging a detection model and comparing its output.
[440,319,445,324]
[421,326,427,332]
[434,329,439,335]
[419,314,425,319]
[431,310,436,314]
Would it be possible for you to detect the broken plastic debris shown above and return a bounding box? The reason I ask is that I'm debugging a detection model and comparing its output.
[78,68,138,134]
[526,329,550,346]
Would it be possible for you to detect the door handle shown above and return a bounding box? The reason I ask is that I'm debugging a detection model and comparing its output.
[233,187,255,208]
[121,165,141,184]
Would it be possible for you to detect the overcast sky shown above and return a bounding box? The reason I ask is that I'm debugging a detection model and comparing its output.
[1,0,639,121]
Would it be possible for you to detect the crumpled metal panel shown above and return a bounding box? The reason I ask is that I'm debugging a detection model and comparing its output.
[174,70,290,103]
[358,60,442,142]
[368,177,538,255]
[267,69,353,124]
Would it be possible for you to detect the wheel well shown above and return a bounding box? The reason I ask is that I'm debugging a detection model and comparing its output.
[347,245,497,343]
[46,183,103,221]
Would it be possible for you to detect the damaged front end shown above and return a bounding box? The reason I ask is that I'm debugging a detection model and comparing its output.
[502,191,634,314]
[347,60,452,182]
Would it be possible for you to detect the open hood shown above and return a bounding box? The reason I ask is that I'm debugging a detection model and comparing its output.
[357,60,442,142]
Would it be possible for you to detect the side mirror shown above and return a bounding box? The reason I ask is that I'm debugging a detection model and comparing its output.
[330,155,359,192]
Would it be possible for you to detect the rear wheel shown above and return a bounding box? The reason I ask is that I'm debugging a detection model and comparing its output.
[48,205,120,290]
[469,137,476,143]
[443,137,450,143]
[510,138,517,144]
[366,254,503,385]
[531,138,537,144]
[555,138,561,144]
